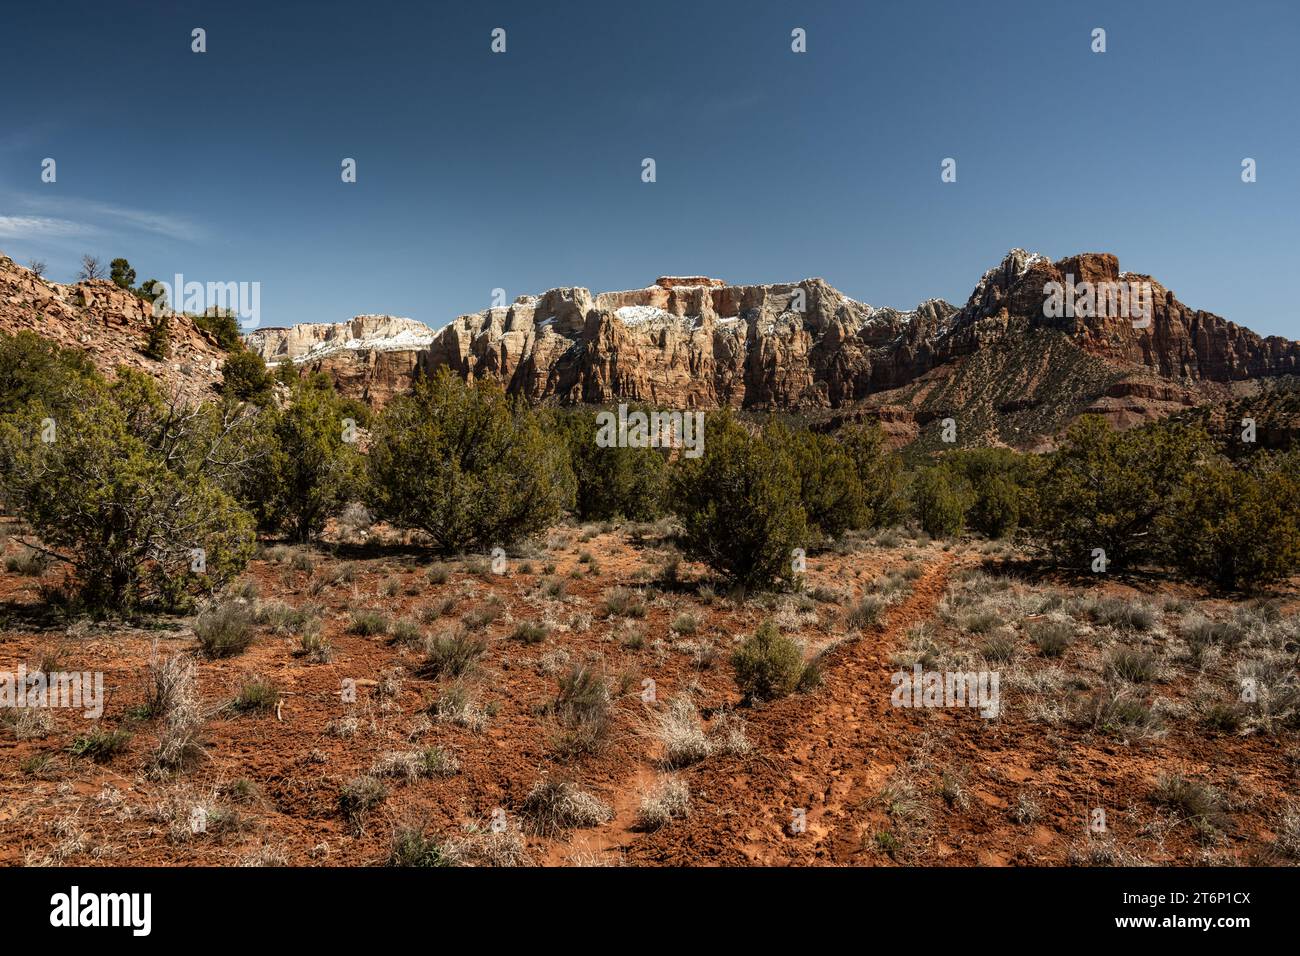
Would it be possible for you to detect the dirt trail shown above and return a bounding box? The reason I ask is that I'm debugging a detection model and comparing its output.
[625,551,963,865]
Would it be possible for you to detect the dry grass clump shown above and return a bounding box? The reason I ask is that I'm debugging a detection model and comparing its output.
[1153,773,1232,842]
[637,776,692,830]
[602,586,647,618]
[444,823,532,867]
[654,694,750,767]
[148,652,205,775]
[428,681,493,731]
[461,594,504,631]
[1104,647,1159,683]
[1028,618,1072,658]
[520,778,612,836]
[195,602,255,658]
[1074,685,1163,740]
[549,664,613,758]
[338,775,387,833]
[370,746,460,781]
[420,628,487,678]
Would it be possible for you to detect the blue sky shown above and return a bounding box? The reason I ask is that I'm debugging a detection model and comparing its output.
[2,0,1296,335]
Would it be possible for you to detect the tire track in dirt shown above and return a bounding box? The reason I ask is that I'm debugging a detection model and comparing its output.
[625,550,964,866]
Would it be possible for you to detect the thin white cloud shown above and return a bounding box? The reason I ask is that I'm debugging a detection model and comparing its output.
[3,192,204,242]
[0,215,93,239]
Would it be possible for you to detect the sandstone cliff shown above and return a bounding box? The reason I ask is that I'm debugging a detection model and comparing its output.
[245,250,1300,451]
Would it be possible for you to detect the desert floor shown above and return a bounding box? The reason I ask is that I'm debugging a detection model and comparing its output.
[2,518,1296,866]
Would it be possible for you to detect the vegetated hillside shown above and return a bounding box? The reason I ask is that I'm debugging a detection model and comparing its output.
[0,254,227,404]
[1170,374,1300,455]
[859,327,1223,454]
[246,249,1299,450]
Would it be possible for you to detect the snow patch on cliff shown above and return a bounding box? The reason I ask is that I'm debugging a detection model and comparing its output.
[293,327,435,362]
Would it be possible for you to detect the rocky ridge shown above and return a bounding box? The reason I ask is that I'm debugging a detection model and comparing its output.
[0,254,227,404]
[244,250,1300,447]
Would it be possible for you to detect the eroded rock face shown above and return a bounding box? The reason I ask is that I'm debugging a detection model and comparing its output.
[359,275,957,410]
[241,253,1300,430]
[946,251,1300,381]
[0,255,226,404]
[7,245,1296,448]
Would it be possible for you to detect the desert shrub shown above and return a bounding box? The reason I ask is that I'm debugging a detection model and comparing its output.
[1076,686,1160,738]
[68,726,132,762]
[549,664,613,756]
[1031,415,1207,570]
[141,644,205,774]
[1159,455,1300,591]
[551,407,666,521]
[1200,701,1246,733]
[838,422,908,528]
[339,775,387,832]
[388,616,423,647]
[0,372,256,613]
[255,599,315,635]
[349,609,389,636]
[221,351,273,405]
[420,629,487,678]
[670,411,807,590]
[296,624,332,662]
[980,635,1017,663]
[1152,774,1231,833]
[602,586,646,618]
[371,747,459,781]
[4,548,49,575]
[461,595,503,630]
[511,620,549,644]
[732,619,808,703]
[1029,619,1072,657]
[845,595,886,629]
[367,369,572,553]
[652,695,750,766]
[960,609,1001,634]
[1079,595,1157,631]
[671,612,698,635]
[763,420,864,539]
[231,677,279,714]
[142,646,196,720]
[243,376,363,542]
[195,603,255,658]
[1104,648,1158,683]
[0,330,99,419]
[1181,614,1243,651]
[910,465,972,538]
[429,680,493,731]
[944,448,1032,538]
[655,695,714,767]
[388,826,454,867]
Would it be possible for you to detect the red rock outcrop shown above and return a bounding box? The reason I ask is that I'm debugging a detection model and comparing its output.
[0,254,226,404]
